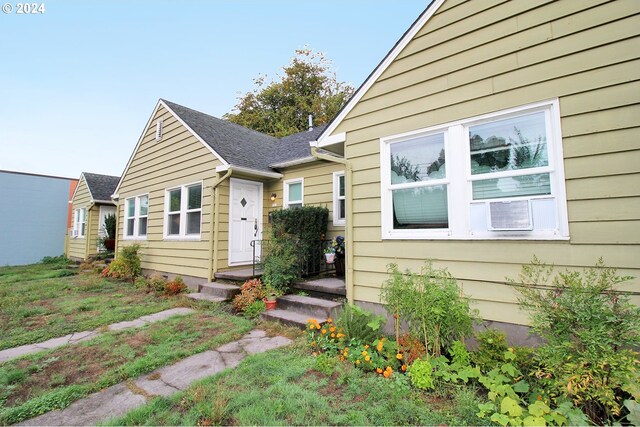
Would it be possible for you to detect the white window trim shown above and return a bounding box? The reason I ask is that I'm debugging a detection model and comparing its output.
[123,194,148,240]
[163,181,203,240]
[333,171,346,226]
[380,99,569,241]
[283,178,304,209]
[72,207,86,239]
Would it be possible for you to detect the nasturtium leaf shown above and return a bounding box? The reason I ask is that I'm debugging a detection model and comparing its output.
[523,415,546,426]
[528,400,551,417]
[501,396,524,417]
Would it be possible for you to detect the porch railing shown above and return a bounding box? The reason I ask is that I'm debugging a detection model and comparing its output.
[251,239,336,277]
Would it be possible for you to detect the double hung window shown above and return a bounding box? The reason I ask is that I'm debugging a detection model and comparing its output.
[165,183,202,239]
[333,172,346,226]
[284,178,303,209]
[124,195,148,239]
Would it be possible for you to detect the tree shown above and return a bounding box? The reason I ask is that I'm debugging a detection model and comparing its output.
[224,48,354,137]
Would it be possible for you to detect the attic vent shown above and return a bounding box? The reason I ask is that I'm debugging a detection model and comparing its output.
[155,119,163,141]
[488,200,533,231]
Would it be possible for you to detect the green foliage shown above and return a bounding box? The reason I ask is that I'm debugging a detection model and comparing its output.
[103,244,141,282]
[232,279,266,313]
[314,352,339,375]
[407,358,434,390]
[337,303,386,343]
[264,206,329,291]
[164,276,187,296]
[512,257,640,424]
[103,213,117,240]
[471,329,509,373]
[242,300,266,319]
[135,274,167,294]
[381,262,477,357]
[39,255,70,265]
[224,48,354,137]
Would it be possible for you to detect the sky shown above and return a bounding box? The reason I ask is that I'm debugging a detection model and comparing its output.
[0,1,428,179]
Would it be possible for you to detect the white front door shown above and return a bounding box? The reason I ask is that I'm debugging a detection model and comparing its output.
[228,178,263,265]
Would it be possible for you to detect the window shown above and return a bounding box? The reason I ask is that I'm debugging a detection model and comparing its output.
[284,178,303,209]
[164,182,202,239]
[155,119,163,141]
[333,171,346,226]
[124,195,148,239]
[380,100,568,240]
[72,208,86,238]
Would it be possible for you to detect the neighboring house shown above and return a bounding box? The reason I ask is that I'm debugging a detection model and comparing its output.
[66,172,119,261]
[113,99,345,285]
[313,0,640,340]
[0,170,78,266]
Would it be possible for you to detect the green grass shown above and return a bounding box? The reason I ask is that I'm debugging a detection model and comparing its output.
[0,309,253,425]
[104,340,486,426]
[0,260,181,350]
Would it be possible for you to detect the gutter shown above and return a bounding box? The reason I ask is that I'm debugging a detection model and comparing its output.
[208,168,233,281]
[215,164,282,180]
[269,156,317,169]
[310,144,354,303]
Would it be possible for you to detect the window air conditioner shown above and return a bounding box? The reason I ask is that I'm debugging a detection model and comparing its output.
[488,200,533,231]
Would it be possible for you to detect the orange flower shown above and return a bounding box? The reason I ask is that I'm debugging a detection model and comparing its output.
[326,318,333,323]
[365,355,371,362]
[329,326,336,333]
[383,370,391,378]
[356,360,361,365]
[401,365,407,372]
[364,345,369,349]
[396,353,403,360]
[321,329,327,334]
[376,368,383,374]
[377,339,384,352]
[361,350,368,356]
[331,333,335,338]
[310,341,316,346]
[336,333,345,338]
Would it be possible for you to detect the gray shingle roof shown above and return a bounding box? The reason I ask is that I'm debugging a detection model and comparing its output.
[83,172,120,202]
[162,99,328,172]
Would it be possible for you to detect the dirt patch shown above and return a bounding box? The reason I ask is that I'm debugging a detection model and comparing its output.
[299,369,346,400]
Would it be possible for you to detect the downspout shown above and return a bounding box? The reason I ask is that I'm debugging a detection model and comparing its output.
[208,168,233,282]
[310,146,354,303]
[113,198,120,260]
[85,202,96,259]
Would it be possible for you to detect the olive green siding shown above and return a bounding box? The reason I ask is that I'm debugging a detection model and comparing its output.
[67,177,101,261]
[116,104,227,279]
[264,161,346,237]
[329,0,640,325]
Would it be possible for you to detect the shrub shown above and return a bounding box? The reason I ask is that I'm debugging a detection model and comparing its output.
[242,300,266,319]
[381,262,477,357]
[232,279,266,313]
[134,274,167,294]
[512,257,640,424]
[407,358,434,390]
[336,303,386,343]
[262,236,299,293]
[103,244,141,283]
[164,276,186,295]
[471,328,509,373]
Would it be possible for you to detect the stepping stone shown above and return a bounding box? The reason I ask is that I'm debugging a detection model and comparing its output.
[185,293,226,302]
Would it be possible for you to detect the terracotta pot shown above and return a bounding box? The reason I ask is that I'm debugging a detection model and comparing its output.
[264,299,277,310]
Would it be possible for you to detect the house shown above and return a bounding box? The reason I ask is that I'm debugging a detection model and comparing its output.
[0,170,78,266]
[112,99,345,286]
[311,0,640,341]
[66,172,120,261]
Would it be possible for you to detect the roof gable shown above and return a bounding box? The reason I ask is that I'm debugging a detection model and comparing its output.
[315,0,444,148]
[72,172,119,203]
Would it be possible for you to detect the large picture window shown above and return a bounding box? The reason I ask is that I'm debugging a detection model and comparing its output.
[380,100,569,240]
[164,182,202,239]
[124,194,148,239]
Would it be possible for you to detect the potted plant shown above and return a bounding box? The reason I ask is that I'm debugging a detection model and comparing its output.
[263,285,281,310]
[324,246,335,264]
[332,236,345,277]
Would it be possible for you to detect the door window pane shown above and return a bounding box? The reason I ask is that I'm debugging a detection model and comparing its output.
[392,185,448,229]
[390,133,445,184]
[470,112,548,175]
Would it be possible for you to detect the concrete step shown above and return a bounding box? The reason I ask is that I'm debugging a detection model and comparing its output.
[198,282,241,300]
[294,277,346,297]
[261,309,326,329]
[185,293,227,303]
[275,295,342,320]
[214,268,261,282]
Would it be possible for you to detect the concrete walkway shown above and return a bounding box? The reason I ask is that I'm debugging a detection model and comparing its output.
[18,329,292,426]
[0,308,196,363]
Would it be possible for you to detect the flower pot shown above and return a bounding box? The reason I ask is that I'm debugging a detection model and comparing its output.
[324,253,335,264]
[264,299,277,310]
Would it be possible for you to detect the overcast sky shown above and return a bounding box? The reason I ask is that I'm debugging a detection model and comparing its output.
[0,1,427,179]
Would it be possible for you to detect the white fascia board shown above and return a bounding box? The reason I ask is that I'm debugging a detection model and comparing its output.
[70,173,85,203]
[269,156,317,169]
[215,164,283,179]
[316,132,346,149]
[315,0,445,147]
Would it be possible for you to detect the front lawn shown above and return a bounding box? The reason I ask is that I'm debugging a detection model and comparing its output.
[103,340,484,426]
[0,259,180,350]
[0,306,253,424]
